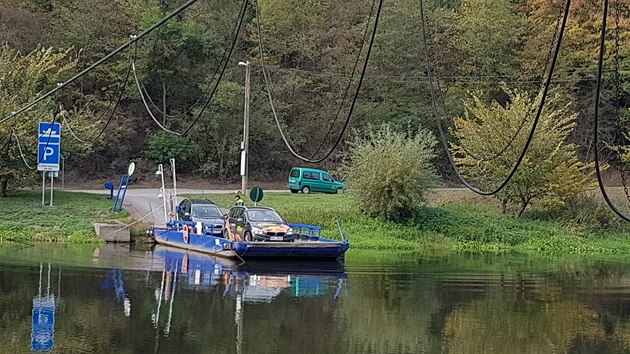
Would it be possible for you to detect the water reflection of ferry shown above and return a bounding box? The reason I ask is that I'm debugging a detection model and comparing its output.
[151,246,348,352]
[153,245,348,302]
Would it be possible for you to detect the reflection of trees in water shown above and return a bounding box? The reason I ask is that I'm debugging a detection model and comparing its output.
[440,280,630,354]
[338,272,442,353]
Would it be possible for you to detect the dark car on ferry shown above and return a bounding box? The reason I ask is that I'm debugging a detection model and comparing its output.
[225,206,295,242]
[176,198,224,235]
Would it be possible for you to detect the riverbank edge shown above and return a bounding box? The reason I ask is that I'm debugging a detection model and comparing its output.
[1,190,629,255]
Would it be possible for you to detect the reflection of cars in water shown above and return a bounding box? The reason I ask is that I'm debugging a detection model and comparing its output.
[225,206,295,242]
[152,246,347,302]
[176,199,225,235]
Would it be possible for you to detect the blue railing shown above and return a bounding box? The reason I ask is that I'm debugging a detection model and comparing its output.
[289,223,322,239]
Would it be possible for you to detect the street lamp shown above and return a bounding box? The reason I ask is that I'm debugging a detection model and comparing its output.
[238,61,251,195]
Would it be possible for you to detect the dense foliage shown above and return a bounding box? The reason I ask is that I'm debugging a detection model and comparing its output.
[451,89,596,215]
[0,0,627,189]
[341,124,437,220]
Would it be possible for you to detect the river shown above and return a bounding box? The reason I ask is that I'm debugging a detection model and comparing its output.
[1,244,630,353]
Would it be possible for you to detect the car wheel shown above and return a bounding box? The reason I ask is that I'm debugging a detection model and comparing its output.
[301,186,310,194]
[244,231,252,242]
[336,188,344,194]
[290,189,298,194]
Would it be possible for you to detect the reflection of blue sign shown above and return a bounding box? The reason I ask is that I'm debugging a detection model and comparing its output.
[32,296,55,352]
[37,122,61,172]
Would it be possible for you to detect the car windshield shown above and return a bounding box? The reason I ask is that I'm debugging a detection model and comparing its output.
[247,209,284,223]
[191,205,222,218]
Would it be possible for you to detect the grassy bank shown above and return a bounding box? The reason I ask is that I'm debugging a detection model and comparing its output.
[198,192,630,254]
[0,190,129,243]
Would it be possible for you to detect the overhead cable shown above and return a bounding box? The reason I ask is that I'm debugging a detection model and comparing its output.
[132,59,182,135]
[59,110,90,144]
[593,0,630,222]
[178,0,249,136]
[133,2,242,121]
[419,0,571,196]
[255,0,385,163]
[133,0,249,136]
[0,0,203,126]
[12,130,36,170]
[455,1,566,162]
[310,0,377,159]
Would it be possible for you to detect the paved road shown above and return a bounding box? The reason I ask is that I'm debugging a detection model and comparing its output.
[69,188,286,225]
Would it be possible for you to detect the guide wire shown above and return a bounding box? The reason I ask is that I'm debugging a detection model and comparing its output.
[309,0,377,159]
[453,0,566,162]
[133,0,248,136]
[0,0,203,126]
[593,0,630,222]
[419,0,571,196]
[255,0,384,163]
[12,130,36,170]
[134,0,243,121]
[178,0,249,136]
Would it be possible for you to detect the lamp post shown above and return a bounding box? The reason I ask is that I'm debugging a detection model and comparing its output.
[238,61,250,195]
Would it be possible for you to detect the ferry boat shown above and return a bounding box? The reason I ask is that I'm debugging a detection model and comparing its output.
[150,205,349,260]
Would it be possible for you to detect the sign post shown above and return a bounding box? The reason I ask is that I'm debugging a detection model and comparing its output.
[37,122,61,207]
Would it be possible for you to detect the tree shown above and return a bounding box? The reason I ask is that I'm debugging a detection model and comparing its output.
[0,45,93,196]
[450,88,597,216]
[340,123,438,221]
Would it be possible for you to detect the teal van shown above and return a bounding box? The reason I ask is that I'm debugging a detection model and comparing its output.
[288,167,346,194]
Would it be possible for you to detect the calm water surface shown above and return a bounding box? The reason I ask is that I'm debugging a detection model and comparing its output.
[1,244,630,353]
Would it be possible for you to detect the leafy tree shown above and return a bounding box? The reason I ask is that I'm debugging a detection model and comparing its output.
[0,45,87,196]
[144,131,201,168]
[340,123,438,221]
[450,88,597,216]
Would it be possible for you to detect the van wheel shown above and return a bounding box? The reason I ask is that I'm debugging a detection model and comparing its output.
[244,231,252,242]
[301,186,310,194]
[336,188,344,194]
[290,189,298,194]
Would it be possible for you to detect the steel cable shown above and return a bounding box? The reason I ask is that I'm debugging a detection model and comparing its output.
[593,0,630,222]
[255,0,384,163]
[133,0,248,136]
[133,2,243,122]
[0,0,203,126]
[419,0,571,196]
[453,1,566,162]
[309,0,377,159]
[12,130,36,170]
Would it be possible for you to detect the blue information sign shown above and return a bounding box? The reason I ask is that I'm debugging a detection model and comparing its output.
[37,122,62,172]
[31,296,55,352]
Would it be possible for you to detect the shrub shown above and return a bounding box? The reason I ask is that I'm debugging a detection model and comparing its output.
[341,124,438,221]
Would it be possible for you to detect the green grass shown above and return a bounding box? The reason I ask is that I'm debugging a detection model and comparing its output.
[195,192,630,254]
[0,190,130,243]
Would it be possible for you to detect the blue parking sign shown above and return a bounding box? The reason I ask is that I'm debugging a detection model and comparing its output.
[37,122,61,172]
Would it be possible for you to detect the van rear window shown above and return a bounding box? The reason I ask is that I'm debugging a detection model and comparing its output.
[290,169,300,178]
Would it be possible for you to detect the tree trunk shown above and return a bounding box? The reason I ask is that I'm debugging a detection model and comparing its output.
[501,199,508,214]
[517,199,529,217]
[0,176,8,197]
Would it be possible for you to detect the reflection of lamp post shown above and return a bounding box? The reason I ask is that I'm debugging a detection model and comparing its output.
[238,61,250,195]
